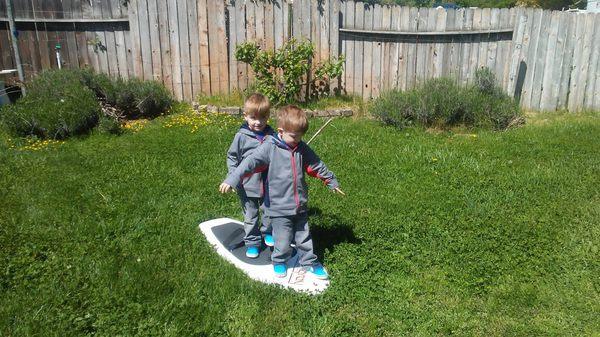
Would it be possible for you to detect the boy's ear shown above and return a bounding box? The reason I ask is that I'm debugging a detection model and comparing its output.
[277,128,284,134]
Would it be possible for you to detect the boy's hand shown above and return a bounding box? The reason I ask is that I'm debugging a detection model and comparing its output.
[219,182,234,194]
[333,187,346,196]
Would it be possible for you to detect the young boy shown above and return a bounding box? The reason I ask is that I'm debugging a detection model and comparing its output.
[226,93,274,259]
[220,105,344,279]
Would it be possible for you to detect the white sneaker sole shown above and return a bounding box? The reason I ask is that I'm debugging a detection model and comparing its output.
[312,274,329,280]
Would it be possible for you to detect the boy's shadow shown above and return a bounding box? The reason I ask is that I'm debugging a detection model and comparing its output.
[307,207,361,258]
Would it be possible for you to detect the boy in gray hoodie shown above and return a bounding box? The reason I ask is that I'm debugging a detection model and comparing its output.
[226,94,274,258]
[220,105,344,279]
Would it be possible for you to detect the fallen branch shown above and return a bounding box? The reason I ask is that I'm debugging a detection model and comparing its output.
[307,117,334,145]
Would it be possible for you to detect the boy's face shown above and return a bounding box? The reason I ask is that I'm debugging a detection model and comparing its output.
[244,113,268,132]
[278,128,304,148]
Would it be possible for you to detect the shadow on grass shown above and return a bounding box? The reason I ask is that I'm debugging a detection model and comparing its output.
[308,207,361,258]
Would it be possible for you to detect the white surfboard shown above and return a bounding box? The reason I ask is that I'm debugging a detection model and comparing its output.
[199,218,329,294]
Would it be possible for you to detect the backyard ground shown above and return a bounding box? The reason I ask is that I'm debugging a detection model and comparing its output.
[0,111,598,336]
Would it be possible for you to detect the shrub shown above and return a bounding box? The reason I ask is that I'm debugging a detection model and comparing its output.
[74,68,173,120]
[461,86,521,130]
[368,89,421,129]
[0,69,100,139]
[78,69,173,119]
[97,115,123,135]
[369,69,521,130]
[109,78,173,119]
[235,38,344,104]
[0,68,173,139]
[74,68,116,99]
[417,77,466,127]
[474,67,500,96]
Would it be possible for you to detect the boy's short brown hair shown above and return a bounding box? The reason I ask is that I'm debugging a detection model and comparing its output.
[277,105,308,134]
[244,93,270,118]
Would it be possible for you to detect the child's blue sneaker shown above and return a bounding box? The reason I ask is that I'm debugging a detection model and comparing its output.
[264,234,274,247]
[273,263,287,278]
[245,246,259,258]
[306,263,329,280]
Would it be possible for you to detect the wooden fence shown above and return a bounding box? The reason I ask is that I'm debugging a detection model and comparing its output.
[0,0,131,79]
[339,4,600,111]
[1,0,599,111]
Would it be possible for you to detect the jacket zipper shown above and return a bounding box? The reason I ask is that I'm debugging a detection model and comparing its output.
[290,150,300,209]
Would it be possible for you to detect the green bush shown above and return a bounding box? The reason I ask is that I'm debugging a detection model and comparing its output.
[107,78,173,119]
[75,69,173,120]
[364,0,584,10]
[369,89,420,129]
[0,69,100,139]
[369,69,521,130]
[235,38,344,104]
[70,67,173,120]
[417,77,466,127]
[74,68,116,99]
[0,68,173,139]
[474,67,499,96]
[97,115,123,135]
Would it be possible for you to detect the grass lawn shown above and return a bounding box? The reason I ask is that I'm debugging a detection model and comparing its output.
[196,92,366,115]
[1,111,598,336]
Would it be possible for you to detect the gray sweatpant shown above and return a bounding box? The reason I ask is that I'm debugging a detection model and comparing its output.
[239,193,271,247]
[270,212,317,267]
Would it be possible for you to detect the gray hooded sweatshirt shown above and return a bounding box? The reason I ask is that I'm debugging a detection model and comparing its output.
[226,123,274,198]
[224,134,339,217]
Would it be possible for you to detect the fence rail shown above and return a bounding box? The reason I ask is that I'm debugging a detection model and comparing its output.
[1,0,599,111]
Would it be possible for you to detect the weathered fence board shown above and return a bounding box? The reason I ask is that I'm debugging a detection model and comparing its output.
[198,0,210,94]
[369,4,381,98]
[166,0,182,99]
[311,0,319,62]
[178,0,192,100]
[156,0,171,89]
[246,1,257,85]
[273,0,284,50]
[582,13,599,110]
[381,6,393,89]
[405,7,419,90]
[232,0,246,92]
[214,1,229,94]
[590,14,600,109]
[567,13,588,112]
[415,7,428,84]
[529,10,549,110]
[265,3,274,52]
[539,11,560,111]
[341,0,353,94]
[520,8,541,109]
[556,12,575,110]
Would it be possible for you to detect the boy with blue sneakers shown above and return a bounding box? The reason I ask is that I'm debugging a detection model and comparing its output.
[226,93,274,258]
[220,105,344,280]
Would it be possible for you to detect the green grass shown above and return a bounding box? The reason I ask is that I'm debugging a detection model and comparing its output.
[296,95,363,112]
[1,112,599,336]
[196,91,246,107]
[196,92,364,115]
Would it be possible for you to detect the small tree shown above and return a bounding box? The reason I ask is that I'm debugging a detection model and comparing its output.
[235,39,344,104]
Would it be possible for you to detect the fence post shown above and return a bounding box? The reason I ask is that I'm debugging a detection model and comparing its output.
[4,0,26,95]
[288,0,293,40]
